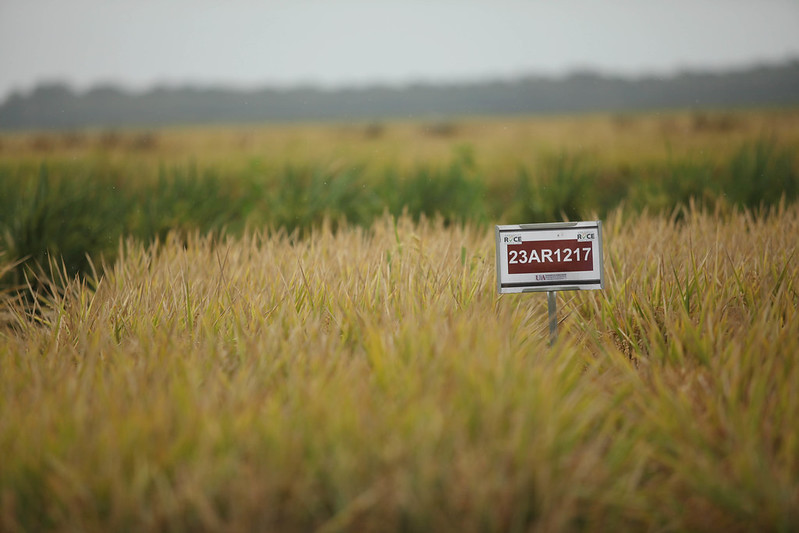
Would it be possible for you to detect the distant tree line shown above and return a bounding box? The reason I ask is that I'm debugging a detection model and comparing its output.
[1,60,798,129]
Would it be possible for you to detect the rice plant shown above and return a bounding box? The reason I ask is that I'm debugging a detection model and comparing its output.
[1,205,797,532]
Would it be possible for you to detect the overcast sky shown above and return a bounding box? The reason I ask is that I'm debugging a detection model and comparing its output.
[1,0,798,101]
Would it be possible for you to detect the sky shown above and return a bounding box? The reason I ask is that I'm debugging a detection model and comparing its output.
[1,0,798,101]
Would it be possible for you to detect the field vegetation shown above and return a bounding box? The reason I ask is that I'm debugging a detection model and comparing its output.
[1,109,798,531]
[1,109,798,288]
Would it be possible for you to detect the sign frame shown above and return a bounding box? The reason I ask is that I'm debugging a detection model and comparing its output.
[495,221,604,294]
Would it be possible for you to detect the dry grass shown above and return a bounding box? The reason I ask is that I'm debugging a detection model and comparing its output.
[1,203,798,531]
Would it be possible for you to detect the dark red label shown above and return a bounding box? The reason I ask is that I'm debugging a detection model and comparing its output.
[507,239,593,274]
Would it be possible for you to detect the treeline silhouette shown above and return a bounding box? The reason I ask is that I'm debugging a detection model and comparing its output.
[1,60,798,129]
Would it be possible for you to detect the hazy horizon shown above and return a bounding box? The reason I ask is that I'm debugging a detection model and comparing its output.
[2,0,798,101]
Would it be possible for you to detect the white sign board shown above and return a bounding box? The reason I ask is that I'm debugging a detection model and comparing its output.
[496,221,604,293]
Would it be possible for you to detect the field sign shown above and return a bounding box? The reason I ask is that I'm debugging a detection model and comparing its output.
[495,221,604,294]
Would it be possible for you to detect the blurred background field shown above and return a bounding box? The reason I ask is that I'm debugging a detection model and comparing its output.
[2,109,798,289]
[4,108,799,172]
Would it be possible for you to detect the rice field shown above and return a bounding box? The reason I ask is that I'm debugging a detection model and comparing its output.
[1,110,798,531]
[1,203,797,531]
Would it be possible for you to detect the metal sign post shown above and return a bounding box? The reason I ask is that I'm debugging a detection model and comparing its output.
[495,221,605,345]
[547,290,557,346]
